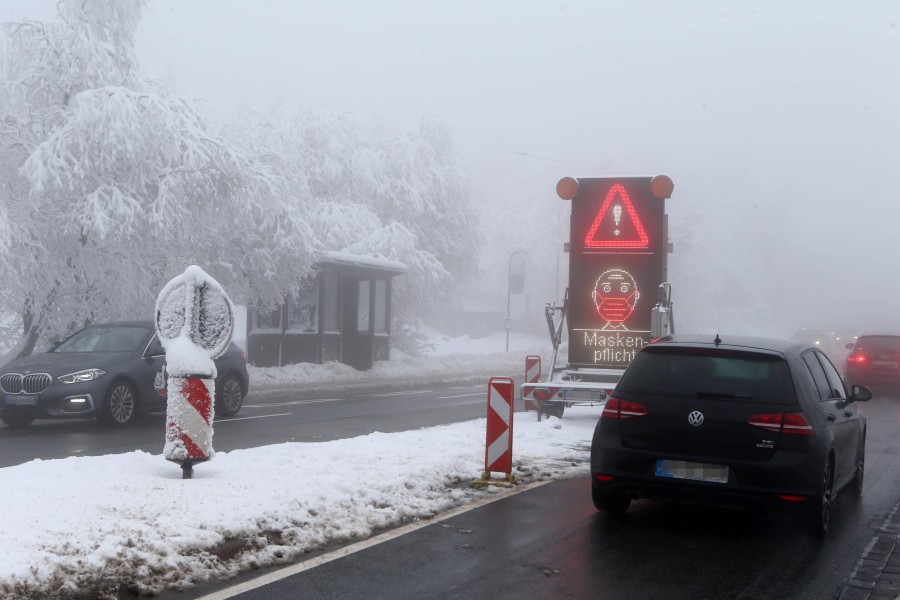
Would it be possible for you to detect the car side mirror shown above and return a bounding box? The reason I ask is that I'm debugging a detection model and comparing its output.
[844,342,854,350]
[850,384,872,402]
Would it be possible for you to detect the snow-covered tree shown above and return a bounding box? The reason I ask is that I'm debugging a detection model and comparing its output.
[0,0,316,359]
[0,1,480,360]
[223,105,478,330]
[359,114,481,285]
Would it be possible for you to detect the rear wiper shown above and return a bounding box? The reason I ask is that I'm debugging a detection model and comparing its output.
[696,391,753,399]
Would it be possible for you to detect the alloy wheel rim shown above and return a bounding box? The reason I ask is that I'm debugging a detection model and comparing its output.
[821,461,832,530]
[110,385,135,423]
[223,378,242,412]
[857,445,865,492]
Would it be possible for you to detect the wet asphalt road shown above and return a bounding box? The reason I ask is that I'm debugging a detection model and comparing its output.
[180,392,900,600]
[0,378,512,468]
[5,381,900,599]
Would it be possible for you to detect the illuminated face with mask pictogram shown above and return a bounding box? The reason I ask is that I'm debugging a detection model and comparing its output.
[592,269,640,330]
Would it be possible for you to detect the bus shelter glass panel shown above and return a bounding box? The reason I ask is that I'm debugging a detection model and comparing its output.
[322,273,340,333]
[288,281,319,333]
[254,306,281,332]
[374,280,387,334]
[357,280,371,333]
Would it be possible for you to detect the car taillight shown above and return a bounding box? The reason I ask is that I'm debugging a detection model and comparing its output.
[847,353,867,363]
[748,412,813,435]
[602,397,648,419]
[775,494,808,502]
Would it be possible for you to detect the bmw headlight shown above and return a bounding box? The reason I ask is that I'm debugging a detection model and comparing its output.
[58,368,107,384]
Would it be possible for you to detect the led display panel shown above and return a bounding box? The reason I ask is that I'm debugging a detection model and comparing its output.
[567,177,666,369]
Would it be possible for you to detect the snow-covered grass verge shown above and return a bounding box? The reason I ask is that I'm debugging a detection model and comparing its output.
[0,405,598,600]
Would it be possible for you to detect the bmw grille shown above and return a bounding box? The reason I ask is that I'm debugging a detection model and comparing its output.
[0,373,52,394]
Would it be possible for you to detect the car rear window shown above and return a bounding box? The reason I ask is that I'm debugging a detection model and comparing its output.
[616,346,795,403]
[853,336,900,353]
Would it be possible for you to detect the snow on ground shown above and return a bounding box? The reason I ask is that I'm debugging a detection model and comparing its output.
[245,330,557,390]
[0,332,596,600]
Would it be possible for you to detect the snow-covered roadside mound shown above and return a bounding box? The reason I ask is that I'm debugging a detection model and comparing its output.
[0,406,597,600]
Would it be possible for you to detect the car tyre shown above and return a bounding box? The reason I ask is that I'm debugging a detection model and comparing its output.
[1,414,35,428]
[99,381,138,427]
[592,485,631,514]
[808,458,833,536]
[850,435,865,498]
[215,373,244,418]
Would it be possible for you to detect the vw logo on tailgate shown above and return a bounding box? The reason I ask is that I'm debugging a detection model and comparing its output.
[688,411,705,426]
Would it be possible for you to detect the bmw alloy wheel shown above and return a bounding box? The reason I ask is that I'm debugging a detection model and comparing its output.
[216,374,244,418]
[100,382,137,426]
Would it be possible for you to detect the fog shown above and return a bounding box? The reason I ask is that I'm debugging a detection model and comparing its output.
[5,0,900,338]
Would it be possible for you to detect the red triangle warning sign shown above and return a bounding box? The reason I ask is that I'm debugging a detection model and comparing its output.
[583,183,649,248]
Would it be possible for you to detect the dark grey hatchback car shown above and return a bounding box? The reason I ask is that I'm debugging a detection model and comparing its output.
[591,334,870,535]
[0,321,249,428]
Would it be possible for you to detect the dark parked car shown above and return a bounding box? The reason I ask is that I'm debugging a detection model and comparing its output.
[0,321,249,428]
[591,334,870,535]
[844,334,900,392]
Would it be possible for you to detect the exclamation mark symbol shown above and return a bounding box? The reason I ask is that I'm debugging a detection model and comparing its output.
[613,205,622,236]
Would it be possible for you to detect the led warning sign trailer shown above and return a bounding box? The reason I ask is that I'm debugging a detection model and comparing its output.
[522,175,674,420]
[566,176,669,369]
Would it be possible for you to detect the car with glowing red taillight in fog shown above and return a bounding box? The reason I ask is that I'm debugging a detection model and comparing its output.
[590,334,870,535]
[843,334,900,393]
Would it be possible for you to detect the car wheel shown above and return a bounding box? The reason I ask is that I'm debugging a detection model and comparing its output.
[808,458,834,536]
[215,374,244,418]
[99,381,138,427]
[592,485,631,514]
[1,414,35,428]
[850,435,865,497]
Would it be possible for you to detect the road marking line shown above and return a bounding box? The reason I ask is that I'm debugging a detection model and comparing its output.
[367,390,431,397]
[214,413,292,422]
[194,478,554,600]
[437,392,485,400]
[244,399,345,408]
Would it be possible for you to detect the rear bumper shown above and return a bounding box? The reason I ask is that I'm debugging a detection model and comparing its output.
[591,442,823,510]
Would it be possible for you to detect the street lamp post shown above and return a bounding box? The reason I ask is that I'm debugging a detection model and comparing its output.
[506,247,526,352]
[512,151,564,305]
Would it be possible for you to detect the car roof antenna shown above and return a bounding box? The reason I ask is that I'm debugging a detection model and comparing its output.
[714,333,722,346]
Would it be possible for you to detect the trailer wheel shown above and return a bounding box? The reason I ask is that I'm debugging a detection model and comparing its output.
[540,401,565,419]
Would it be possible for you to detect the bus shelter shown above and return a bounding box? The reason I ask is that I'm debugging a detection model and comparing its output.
[247,252,407,370]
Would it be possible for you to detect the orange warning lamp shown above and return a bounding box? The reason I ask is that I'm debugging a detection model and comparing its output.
[650,175,674,199]
[557,177,579,200]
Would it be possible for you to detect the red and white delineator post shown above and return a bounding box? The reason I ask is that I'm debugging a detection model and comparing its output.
[155,265,234,479]
[522,355,542,412]
[479,376,516,484]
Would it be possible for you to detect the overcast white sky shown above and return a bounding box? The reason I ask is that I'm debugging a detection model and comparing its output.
[4,0,900,335]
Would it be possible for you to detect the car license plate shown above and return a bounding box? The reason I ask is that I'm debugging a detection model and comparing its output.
[655,459,728,483]
[6,394,38,406]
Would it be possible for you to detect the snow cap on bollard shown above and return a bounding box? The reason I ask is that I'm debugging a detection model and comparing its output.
[155,265,234,478]
[156,265,235,367]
